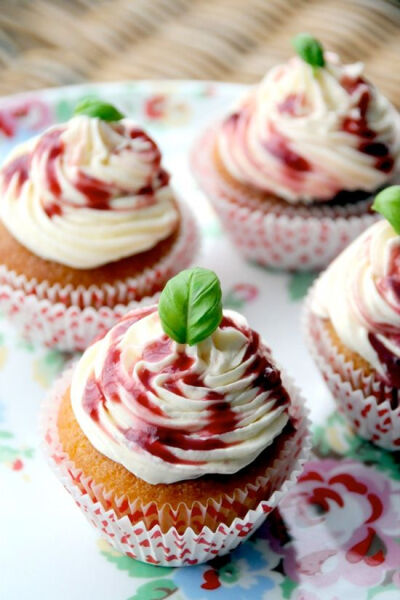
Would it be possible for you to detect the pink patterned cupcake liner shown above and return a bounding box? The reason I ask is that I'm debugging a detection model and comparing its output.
[0,202,199,351]
[304,285,400,450]
[191,128,379,271]
[41,367,311,566]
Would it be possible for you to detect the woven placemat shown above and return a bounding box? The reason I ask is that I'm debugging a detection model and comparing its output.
[0,0,399,106]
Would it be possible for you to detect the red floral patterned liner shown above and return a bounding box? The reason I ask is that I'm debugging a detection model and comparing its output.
[0,202,199,351]
[304,285,400,450]
[41,367,311,566]
[191,129,379,271]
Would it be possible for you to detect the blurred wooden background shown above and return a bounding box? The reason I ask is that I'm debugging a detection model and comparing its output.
[0,0,399,105]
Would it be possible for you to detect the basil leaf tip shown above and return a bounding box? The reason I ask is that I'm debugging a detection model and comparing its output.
[74,98,124,121]
[292,33,325,68]
[372,186,400,235]
[158,267,223,346]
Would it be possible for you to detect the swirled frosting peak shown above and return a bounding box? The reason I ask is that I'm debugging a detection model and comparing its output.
[0,115,178,268]
[70,307,290,484]
[217,53,400,204]
[312,219,400,386]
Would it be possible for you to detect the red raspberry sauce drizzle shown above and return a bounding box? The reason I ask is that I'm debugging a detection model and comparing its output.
[222,101,311,196]
[277,93,307,117]
[341,76,394,173]
[1,123,170,217]
[352,241,400,389]
[368,333,400,388]
[221,73,395,197]
[2,153,30,193]
[263,125,311,173]
[81,311,290,466]
[367,245,400,388]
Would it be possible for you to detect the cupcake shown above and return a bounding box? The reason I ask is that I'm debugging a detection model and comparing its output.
[42,267,310,566]
[191,34,400,271]
[0,99,198,351]
[305,186,400,449]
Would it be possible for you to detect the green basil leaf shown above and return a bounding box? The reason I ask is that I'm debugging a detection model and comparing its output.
[158,267,223,345]
[74,98,124,121]
[372,185,400,234]
[292,33,325,68]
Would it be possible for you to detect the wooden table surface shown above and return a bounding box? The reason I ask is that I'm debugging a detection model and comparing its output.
[0,0,399,106]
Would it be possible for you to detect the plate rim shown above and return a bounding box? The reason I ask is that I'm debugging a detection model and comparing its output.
[0,79,249,108]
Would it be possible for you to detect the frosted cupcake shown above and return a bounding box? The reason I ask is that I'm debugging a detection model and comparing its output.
[191,34,400,270]
[43,267,310,565]
[0,99,198,350]
[305,186,400,449]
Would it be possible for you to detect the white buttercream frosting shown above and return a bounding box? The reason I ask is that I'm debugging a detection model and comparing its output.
[312,219,400,383]
[217,53,400,204]
[0,115,178,268]
[70,307,290,484]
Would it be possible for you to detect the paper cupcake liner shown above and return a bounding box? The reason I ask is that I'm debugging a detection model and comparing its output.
[41,367,311,566]
[303,284,400,450]
[0,202,199,351]
[0,200,198,306]
[191,129,379,271]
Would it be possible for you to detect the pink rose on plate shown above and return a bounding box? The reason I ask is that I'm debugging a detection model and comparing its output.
[224,283,259,311]
[231,283,259,303]
[0,98,52,138]
[143,94,190,125]
[144,94,166,120]
[279,459,400,589]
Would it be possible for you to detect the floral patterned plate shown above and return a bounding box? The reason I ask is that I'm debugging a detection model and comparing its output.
[0,81,399,600]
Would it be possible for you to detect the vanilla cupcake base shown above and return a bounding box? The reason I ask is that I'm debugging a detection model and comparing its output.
[0,202,199,351]
[191,128,379,271]
[304,286,400,450]
[42,368,311,566]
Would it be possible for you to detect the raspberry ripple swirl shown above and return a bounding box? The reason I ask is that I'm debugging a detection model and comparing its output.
[312,219,400,386]
[70,307,290,484]
[0,115,178,268]
[217,53,400,204]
